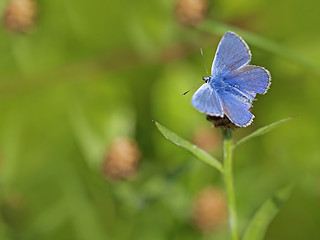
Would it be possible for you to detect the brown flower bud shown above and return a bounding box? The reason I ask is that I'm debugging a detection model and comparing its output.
[102,138,141,181]
[206,115,238,130]
[1,192,26,227]
[3,0,37,33]
[193,126,221,152]
[193,186,227,233]
[175,0,209,26]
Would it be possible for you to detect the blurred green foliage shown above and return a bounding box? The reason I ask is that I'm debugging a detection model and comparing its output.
[0,0,319,239]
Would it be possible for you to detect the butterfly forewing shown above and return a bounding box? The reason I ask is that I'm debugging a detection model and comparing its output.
[225,65,271,95]
[191,83,223,117]
[211,32,251,77]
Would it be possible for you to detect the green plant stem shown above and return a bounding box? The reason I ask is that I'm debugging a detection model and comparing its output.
[222,129,239,240]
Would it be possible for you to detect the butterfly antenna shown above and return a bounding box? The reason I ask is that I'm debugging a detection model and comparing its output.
[182,81,203,96]
[200,48,209,75]
[182,49,208,96]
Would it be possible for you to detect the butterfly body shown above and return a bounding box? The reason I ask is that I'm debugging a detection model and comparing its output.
[192,32,271,127]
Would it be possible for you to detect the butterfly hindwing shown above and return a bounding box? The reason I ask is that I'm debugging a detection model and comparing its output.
[211,32,251,77]
[191,83,223,117]
[225,65,271,95]
[218,88,254,127]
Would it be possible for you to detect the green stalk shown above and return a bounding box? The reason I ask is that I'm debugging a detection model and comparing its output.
[222,129,239,240]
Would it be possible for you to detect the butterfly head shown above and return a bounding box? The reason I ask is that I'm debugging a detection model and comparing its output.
[202,76,211,83]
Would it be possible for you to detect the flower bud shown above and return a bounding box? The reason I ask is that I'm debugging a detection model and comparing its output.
[102,138,141,181]
[3,0,37,33]
[193,126,221,152]
[193,186,227,232]
[206,115,237,130]
[1,192,26,228]
[175,0,209,26]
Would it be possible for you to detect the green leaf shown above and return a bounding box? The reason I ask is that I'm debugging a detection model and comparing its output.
[234,117,292,149]
[153,121,224,173]
[242,184,294,240]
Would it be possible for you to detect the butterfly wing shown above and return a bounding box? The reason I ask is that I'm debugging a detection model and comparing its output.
[211,32,251,77]
[217,65,271,127]
[191,83,223,117]
[225,65,271,95]
[218,87,254,127]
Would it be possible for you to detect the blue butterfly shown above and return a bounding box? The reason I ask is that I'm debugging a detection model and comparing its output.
[192,31,271,127]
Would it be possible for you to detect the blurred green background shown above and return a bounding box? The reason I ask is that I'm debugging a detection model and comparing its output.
[0,0,319,239]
